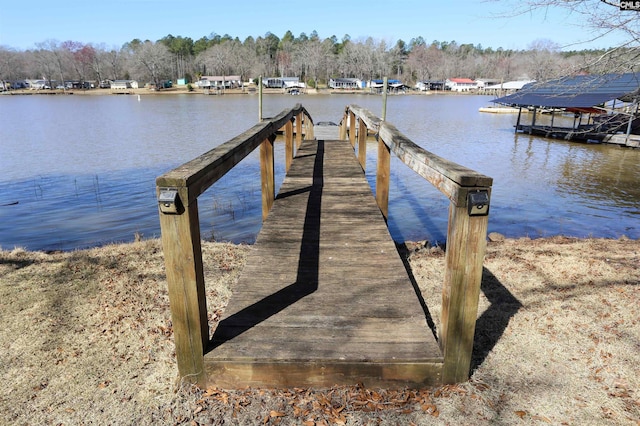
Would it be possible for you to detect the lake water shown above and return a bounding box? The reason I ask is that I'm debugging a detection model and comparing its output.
[1,93,638,251]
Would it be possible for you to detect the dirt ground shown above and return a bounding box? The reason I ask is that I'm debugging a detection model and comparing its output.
[1,236,638,425]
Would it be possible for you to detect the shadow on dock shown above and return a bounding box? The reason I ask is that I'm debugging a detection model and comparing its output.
[209,141,325,351]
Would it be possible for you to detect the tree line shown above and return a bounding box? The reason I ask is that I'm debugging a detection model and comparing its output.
[0,30,633,89]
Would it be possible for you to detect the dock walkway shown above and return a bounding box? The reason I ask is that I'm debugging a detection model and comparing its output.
[205,125,443,388]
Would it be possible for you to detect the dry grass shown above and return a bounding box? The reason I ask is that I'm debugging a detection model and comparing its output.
[0,236,638,425]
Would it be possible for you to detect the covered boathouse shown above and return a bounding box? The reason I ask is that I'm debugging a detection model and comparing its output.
[493,72,640,146]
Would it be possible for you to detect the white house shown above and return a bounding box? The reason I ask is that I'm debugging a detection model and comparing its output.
[482,80,535,94]
[197,75,242,89]
[110,80,139,90]
[261,77,304,89]
[445,78,477,92]
[328,78,364,89]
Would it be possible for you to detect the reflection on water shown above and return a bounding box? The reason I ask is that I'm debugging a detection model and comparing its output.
[0,94,638,251]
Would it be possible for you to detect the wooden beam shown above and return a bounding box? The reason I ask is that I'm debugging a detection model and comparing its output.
[296,112,303,148]
[378,122,492,189]
[285,119,294,172]
[158,198,207,385]
[306,113,315,140]
[376,136,390,219]
[260,135,275,221]
[440,202,488,383]
[349,110,357,148]
[339,110,348,140]
[358,118,367,170]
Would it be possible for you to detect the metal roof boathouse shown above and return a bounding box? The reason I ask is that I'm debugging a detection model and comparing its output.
[493,73,640,147]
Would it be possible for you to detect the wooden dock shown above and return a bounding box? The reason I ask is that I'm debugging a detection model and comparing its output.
[205,129,442,388]
[156,104,492,389]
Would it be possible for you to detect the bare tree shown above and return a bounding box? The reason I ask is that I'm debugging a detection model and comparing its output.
[34,40,70,88]
[62,41,96,85]
[498,0,640,73]
[0,46,24,81]
[130,41,172,87]
[196,41,234,76]
[527,38,563,81]
[295,37,330,88]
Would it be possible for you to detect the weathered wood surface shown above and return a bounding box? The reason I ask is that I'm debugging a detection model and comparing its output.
[344,105,492,383]
[158,105,312,384]
[205,135,442,388]
[157,104,312,206]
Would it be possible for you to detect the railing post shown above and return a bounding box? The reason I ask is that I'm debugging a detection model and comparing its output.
[339,109,348,140]
[306,113,314,140]
[376,136,390,219]
[440,195,489,383]
[158,192,208,385]
[260,135,276,221]
[285,119,294,172]
[358,118,367,170]
[296,112,303,148]
[349,110,356,148]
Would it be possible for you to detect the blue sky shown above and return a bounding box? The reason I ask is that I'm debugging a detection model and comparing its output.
[0,0,629,51]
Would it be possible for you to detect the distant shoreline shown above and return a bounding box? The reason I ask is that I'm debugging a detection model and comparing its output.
[1,86,469,97]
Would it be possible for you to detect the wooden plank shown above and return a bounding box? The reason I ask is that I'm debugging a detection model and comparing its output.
[205,138,442,388]
[207,361,442,389]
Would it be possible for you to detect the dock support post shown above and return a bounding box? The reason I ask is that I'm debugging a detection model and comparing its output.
[258,75,263,121]
[376,136,390,219]
[285,119,294,172]
[158,195,207,386]
[440,197,489,383]
[296,112,303,148]
[305,113,314,140]
[358,118,367,170]
[349,110,356,148]
[382,77,388,121]
[260,135,276,221]
[340,109,348,140]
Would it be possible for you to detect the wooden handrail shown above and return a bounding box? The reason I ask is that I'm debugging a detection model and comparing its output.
[343,104,493,384]
[157,104,312,204]
[156,104,312,385]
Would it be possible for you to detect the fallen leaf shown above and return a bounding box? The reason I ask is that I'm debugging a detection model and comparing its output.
[270,410,286,418]
[515,410,527,418]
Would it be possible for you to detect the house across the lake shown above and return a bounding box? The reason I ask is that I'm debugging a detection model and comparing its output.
[110,80,139,90]
[262,77,304,89]
[481,80,535,95]
[328,78,365,90]
[415,80,445,91]
[445,78,477,92]
[197,76,242,89]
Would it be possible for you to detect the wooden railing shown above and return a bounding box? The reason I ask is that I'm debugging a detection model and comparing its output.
[156,104,313,385]
[341,105,493,383]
